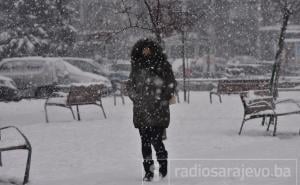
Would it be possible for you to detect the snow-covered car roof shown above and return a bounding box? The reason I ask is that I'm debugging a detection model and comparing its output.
[0,57,112,87]
[1,56,62,63]
[62,57,95,62]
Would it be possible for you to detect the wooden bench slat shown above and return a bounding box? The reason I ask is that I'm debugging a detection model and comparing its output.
[210,79,271,103]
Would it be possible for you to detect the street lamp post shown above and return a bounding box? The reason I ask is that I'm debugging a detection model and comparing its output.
[207,0,216,78]
[181,2,187,102]
[182,28,187,102]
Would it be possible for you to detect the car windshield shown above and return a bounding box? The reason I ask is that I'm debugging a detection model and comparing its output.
[111,64,131,71]
[63,59,102,74]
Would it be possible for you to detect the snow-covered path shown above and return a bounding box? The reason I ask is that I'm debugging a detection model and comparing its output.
[0,92,299,185]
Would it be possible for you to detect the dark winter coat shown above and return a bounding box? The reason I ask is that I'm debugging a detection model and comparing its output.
[127,39,176,128]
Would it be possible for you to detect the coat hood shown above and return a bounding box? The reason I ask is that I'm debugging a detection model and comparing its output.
[130,38,168,71]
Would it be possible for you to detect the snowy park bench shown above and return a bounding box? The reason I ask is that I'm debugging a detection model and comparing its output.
[239,91,300,136]
[44,84,107,123]
[0,126,32,185]
[209,79,271,103]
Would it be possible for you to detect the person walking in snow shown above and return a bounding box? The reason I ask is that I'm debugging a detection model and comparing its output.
[127,38,176,181]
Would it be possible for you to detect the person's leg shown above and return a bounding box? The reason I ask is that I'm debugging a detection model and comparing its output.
[151,127,168,177]
[139,127,154,181]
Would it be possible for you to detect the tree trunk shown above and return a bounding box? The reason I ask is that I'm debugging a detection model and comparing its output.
[270,6,291,98]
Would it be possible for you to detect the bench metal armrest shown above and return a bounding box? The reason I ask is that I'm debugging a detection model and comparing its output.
[210,87,218,93]
[275,98,300,108]
[0,126,32,151]
[45,86,70,104]
[0,126,32,185]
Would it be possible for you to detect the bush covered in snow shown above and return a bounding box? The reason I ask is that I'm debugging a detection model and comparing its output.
[0,0,78,59]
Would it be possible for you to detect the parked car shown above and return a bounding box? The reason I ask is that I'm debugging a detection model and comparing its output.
[108,60,131,80]
[225,63,272,78]
[107,61,131,93]
[109,72,129,82]
[62,57,109,77]
[0,57,112,98]
[225,56,272,78]
[0,75,21,102]
[227,55,260,65]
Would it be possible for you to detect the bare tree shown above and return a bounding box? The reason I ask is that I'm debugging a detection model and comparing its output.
[112,0,200,43]
[270,0,300,98]
[109,0,204,102]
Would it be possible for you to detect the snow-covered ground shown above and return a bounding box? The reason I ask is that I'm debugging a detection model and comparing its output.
[0,92,299,185]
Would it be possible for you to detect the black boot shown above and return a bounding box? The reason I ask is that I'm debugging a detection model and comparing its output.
[143,160,154,181]
[159,160,167,178]
[157,151,168,178]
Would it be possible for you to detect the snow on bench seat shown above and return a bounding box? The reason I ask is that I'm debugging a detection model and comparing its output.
[45,97,67,105]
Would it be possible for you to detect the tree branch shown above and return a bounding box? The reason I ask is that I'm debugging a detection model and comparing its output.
[291,0,300,13]
[156,0,160,25]
[103,24,154,42]
[121,0,133,26]
[143,0,161,42]
[143,0,156,27]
